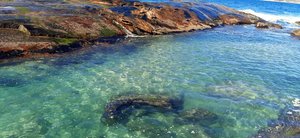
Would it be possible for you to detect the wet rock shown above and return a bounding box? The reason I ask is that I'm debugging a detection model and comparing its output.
[255,22,269,29]
[253,121,300,138]
[174,108,224,138]
[295,21,300,25]
[102,94,184,125]
[291,29,300,37]
[174,108,218,126]
[255,21,283,29]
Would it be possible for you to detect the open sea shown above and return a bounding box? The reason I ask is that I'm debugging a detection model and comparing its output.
[0,0,299,137]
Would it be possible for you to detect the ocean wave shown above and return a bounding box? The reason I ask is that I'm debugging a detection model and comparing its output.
[240,9,300,25]
[264,0,300,4]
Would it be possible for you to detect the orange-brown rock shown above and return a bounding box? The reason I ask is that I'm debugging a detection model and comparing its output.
[0,0,282,60]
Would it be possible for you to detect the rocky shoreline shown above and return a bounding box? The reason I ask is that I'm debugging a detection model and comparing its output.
[0,0,283,60]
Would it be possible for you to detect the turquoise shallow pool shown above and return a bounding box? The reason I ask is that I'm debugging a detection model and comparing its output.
[0,24,299,137]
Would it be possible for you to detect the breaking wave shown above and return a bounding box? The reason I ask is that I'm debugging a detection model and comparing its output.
[240,9,300,25]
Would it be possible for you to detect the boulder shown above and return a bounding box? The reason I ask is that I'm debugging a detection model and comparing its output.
[295,21,300,25]
[291,29,300,37]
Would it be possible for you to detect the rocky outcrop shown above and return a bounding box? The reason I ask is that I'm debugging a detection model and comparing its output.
[296,21,300,25]
[0,0,282,60]
[291,29,300,37]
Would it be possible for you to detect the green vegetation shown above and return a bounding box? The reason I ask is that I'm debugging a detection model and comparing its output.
[100,27,116,37]
[53,38,78,45]
[15,7,30,14]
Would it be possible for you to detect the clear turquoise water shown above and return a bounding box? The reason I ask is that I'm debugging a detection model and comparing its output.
[1,1,300,137]
[0,24,299,137]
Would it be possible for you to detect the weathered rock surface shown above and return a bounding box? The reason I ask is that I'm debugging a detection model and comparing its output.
[291,29,300,37]
[0,0,281,59]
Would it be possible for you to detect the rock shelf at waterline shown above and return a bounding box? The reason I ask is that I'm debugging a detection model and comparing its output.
[0,0,282,60]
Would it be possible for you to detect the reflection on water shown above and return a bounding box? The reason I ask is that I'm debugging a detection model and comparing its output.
[0,26,299,137]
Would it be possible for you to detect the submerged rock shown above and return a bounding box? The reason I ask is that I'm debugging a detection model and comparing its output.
[175,108,219,126]
[101,94,184,125]
[126,116,176,138]
[252,107,300,138]
[101,93,224,137]
[126,116,211,138]
[291,29,300,37]
[36,117,52,135]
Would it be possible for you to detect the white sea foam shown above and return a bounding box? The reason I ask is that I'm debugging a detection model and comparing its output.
[292,98,300,107]
[0,6,16,10]
[264,0,300,5]
[240,9,300,25]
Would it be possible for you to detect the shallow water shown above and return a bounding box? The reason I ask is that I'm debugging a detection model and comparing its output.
[0,24,299,137]
[1,0,299,137]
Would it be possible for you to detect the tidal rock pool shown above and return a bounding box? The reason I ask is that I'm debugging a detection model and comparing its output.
[0,24,299,137]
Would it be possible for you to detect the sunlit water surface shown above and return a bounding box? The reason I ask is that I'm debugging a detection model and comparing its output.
[0,24,300,138]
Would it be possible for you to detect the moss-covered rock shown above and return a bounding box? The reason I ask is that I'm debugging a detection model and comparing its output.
[52,38,78,45]
[100,27,117,37]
